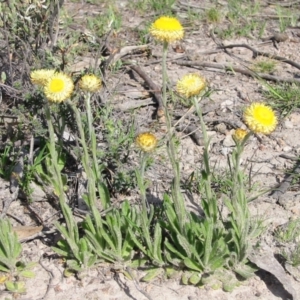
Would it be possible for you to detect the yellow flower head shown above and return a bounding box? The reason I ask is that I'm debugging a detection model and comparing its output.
[44,72,74,103]
[243,102,277,134]
[233,128,248,142]
[79,74,102,93]
[136,132,158,152]
[176,73,206,98]
[149,16,184,43]
[30,69,55,86]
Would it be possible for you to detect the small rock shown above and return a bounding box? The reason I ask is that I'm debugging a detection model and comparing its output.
[214,53,227,64]
[214,123,227,134]
[283,146,292,152]
[220,100,233,110]
[221,147,232,156]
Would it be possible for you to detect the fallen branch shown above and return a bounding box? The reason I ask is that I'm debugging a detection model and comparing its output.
[219,43,300,71]
[270,157,300,201]
[175,60,300,84]
[129,64,164,113]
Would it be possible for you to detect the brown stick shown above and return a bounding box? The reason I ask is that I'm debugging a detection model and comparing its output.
[130,65,164,112]
[220,43,300,71]
[271,159,300,201]
[175,60,300,84]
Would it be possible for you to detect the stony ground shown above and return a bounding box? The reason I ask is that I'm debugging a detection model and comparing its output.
[1,0,300,299]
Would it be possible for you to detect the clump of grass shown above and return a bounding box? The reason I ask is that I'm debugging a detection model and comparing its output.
[276,6,298,33]
[275,218,300,267]
[205,7,222,23]
[252,59,277,74]
[262,82,300,116]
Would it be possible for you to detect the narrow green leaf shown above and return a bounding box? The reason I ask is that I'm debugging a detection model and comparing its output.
[141,268,164,282]
[189,272,201,285]
[164,240,185,260]
[203,219,213,266]
[19,270,35,278]
[177,234,192,258]
[153,223,163,264]
[184,257,203,272]
[98,182,110,209]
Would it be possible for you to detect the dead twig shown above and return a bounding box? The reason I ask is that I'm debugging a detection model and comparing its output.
[175,60,300,84]
[270,158,300,201]
[125,267,154,300]
[38,255,61,300]
[105,45,150,68]
[219,43,300,71]
[130,64,164,114]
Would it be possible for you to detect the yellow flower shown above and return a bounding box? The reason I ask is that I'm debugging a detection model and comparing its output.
[79,74,102,92]
[30,69,55,86]
[44,72,74,103]
[233,128,248,142]
[176,73,206,98]
[136,132,158,152]
[149,16,184,43]
[243,103,277,134]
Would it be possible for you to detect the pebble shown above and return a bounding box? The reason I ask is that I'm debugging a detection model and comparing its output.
[283,146,292,152]
[214,53,227,64]
[214,123,227,134]
[221,147,232,156]
[220,99,233,110]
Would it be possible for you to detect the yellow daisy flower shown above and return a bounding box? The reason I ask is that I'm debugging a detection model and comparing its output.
[176,73,206,98]
[30,69,55,86]
[136,132,158,152]
[79,74,102,93]
[149,16,184,43]
[44,72,74,103]
[243,103,277,134]
[233,128,248,142]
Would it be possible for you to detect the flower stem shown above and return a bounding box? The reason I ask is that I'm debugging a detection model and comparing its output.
[162,41,186,231]
[44,102,77,239]
[193,98,217,221]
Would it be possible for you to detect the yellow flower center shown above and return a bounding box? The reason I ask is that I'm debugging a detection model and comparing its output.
[153,17,183,31]
[253,106,274,126]
[136,133,157,152]
[49,78,65,93]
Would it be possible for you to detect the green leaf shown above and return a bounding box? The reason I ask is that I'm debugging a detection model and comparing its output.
[203,219,213,266]
[52,246,70,258]
[141,268,164,282]
[0,264,9,272]
[165,267,179,279]
[164,202,180,234]
[189,272,201,285]
[63,268,76,277]
[19,270,35,278]
[128,228,148,256]
[184,258,203,272]
[153,223,163,265]
[181,272,189,285]
[98,182,111,208]
[5,281,26,293]
[164,240,185,260]
[234,262,257,279]
[129,258,148,268]
[177,234,192,258]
